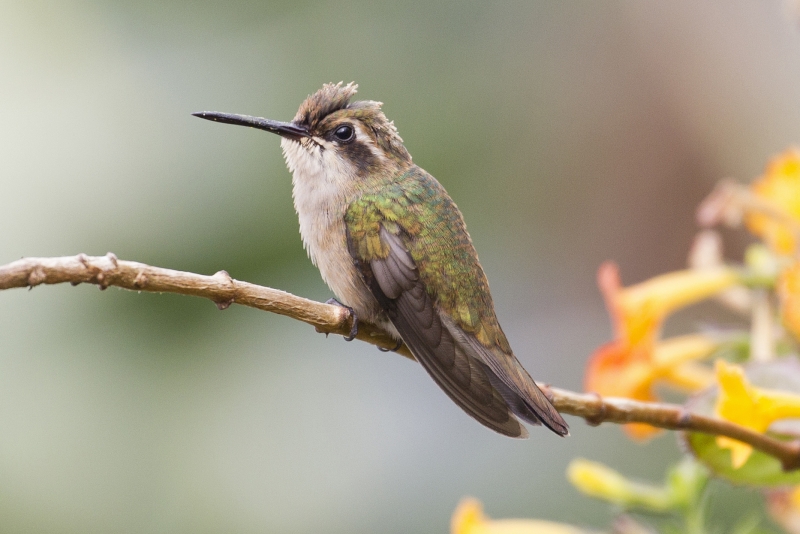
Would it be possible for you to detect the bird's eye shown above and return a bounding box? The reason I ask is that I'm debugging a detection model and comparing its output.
[333,124,355,143]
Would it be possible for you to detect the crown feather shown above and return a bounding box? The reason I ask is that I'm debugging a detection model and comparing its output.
[293,82,359,128]
[294,82,410,162]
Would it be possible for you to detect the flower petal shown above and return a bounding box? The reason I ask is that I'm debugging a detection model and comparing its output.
[451,498,585,534]
[746,148,800,255]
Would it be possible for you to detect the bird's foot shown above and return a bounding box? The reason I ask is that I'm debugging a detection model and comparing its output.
[378,339,403,352]
[326,298,358,341]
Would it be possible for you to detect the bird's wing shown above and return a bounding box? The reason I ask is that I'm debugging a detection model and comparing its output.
[344,172,567,437]
[355,225,526,437]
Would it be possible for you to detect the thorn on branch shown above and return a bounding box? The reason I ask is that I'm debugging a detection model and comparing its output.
[27,266,46,288]
[105,252,118,267]
[213,270,233,284]
[215,299,233,310]
[212,270,235,310]
[133,271,148,289]
[77,253,108,288]
[584,392,606,427]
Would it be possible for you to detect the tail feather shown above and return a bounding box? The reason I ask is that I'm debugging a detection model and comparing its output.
[446,316,569,437]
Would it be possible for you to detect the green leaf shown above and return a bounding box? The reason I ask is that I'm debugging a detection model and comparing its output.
[684,431,800,487]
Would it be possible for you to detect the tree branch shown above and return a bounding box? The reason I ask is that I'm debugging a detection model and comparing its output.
[545,387,800,471]
[0,253,412,358]
[2,254,799,470]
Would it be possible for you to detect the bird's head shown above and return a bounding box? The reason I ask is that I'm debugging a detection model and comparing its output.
[194,82,411,188]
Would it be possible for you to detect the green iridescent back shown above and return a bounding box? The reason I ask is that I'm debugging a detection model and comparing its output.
[344,166,511,352]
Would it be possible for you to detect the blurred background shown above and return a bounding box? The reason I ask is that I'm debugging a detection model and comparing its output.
[1,1,800,532]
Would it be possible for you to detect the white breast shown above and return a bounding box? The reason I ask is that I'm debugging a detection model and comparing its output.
[280,138,385,325]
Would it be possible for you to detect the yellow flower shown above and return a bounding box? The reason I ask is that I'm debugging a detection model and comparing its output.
[745,148,800,255]
[451,498,584,534]
[567,459,672,511]
[585,262,736,439]
[714,360,800,468]
[779,260,800,341]
[568,458,707,514]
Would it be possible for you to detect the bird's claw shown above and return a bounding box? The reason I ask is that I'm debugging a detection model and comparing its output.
[326,298,358,341]
[378,339,403,352]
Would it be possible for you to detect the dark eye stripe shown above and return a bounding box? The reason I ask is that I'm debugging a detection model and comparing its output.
[342,140,378,176]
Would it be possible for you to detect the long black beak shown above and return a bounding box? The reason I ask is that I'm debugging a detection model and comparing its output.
[192,111,309,141]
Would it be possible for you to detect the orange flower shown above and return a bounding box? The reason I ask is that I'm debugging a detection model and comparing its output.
[714,360,800,468]
[597,262,740,347]
[587,335,717,402]
[586,262,739,439]
[779,260,800,341]
[745,148,800,255]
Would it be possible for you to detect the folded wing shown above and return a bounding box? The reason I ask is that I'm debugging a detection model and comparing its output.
[344,170,568,437]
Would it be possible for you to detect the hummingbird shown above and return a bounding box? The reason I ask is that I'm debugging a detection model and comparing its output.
[193,83,568,438]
